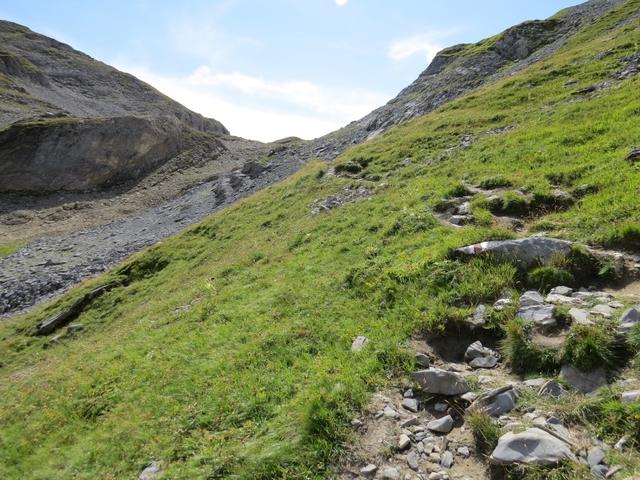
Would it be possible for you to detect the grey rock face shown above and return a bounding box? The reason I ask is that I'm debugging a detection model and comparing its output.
[490,428,575,466]
[455,237,573,269]
[427,415,454,433]
[412,368,470,396]
[560,365,607,393]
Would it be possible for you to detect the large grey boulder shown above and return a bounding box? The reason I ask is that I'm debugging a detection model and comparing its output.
[468,385,519,417]
[490,428,575,466]
[619,307,640,334]
[560,365,607,393]
[455,237,573,269]
[412,368,470,396]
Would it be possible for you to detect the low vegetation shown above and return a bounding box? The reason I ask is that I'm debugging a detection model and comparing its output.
[1,1,640,478]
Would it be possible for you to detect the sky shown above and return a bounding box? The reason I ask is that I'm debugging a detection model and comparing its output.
[0,0,580,142]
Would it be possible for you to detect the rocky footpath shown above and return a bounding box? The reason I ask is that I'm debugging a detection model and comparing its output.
[338,237,640,479]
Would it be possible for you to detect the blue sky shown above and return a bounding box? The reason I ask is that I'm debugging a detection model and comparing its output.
[0,0,579,141]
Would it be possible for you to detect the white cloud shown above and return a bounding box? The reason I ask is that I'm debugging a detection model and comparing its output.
[388,30,460,63]
[335,0,349,6]
[115,64,388,142]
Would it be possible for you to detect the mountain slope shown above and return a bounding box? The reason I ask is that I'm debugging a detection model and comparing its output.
[1,1,640,479]
[0,20,228,193]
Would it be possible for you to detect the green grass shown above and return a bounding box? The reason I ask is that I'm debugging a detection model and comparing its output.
[1,1,640,478]
[0,241,23,257]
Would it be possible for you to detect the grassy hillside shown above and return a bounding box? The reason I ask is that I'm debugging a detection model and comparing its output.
[1,2,640,479]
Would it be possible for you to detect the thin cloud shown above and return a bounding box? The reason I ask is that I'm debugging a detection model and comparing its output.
[335,0,349,6]
[115,64,389,142]
[388,29,460,63]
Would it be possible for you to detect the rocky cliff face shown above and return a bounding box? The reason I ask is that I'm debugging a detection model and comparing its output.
[0,20,228,193]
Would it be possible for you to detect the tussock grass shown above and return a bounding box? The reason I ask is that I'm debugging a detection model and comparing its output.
[1,1,640,477]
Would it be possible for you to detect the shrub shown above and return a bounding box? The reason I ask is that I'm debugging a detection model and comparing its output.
[527,266,575,292]
[467,411,500,456]
[561,325,614,372]
[479,175,513,189]
[501,319,558,374]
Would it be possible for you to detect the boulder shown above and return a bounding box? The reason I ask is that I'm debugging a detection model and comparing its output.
[412,368,470,396]
[560,365,607,393]
[427,415,454,433]
[520,291,545,307]
[415,352,431,368]
[538,380,567,398]
[464,341,499,369]
[591,304,614,319]
[517,304,556,328]
[550,286,573,296]
[455,237,573,269]
[490,428,575,466]
[468,385,519,417]
[618,306,640,334]
[466,304,487,328]
[568,307,593,326]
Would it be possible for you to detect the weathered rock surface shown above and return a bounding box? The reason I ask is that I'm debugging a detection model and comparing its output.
[455,237,573,269]
[412,368,470,396]
[469,385,519,417]
[560,364,607,393]
[490,428,575,466]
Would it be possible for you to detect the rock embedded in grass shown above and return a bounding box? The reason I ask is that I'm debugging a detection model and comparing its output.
[139,461,163,480]
[560,364,607,393]
[569,307,593,326]
[538,380,567,398]
[618,306,640,334]
[411,368,470,395]
[468,385,520,417]
[490,428,575,466]
[627,147,640,162]
[351,335,369,351]
[621,390,640,403]
[517,303,556,328]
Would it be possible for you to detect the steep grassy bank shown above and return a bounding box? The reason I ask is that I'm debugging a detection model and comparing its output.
[1,2,640,478]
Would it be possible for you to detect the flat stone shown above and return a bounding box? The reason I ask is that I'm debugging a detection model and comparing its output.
[618,306,640,334]
[591,304,614,319]
[621,390,640,403]
[412,368,470,396]
[550,286,573,296]
[523,378,547,388]
[360,464,378,477]
[560,364,607,393]
[351,335,369,351]
[608,301,624,309]
[569,307,593,326]
[587,446,606,467]
[546,293,581,305]
[402,398,419,413]
[427,415,454,433]
[384,406,400,419]
[490,428,575,466]
[520,291,545,307]
[440,450,454,468]
[415,352,431,368]
[517,304,556,328]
